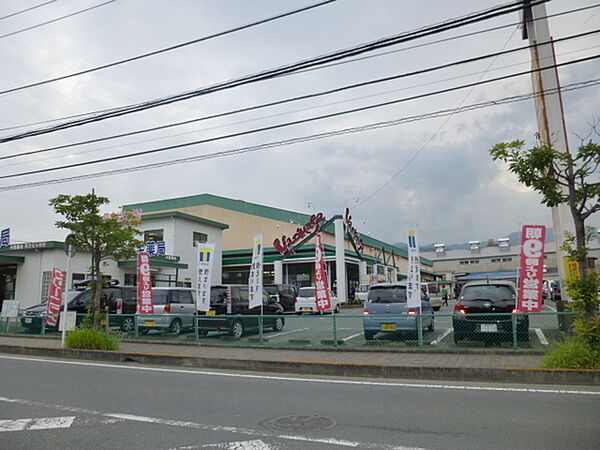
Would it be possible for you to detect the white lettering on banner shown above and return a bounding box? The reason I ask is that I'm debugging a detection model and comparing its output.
[406,226,421,310]
[248,234,264,310]
[518,225,546,313]
[137,253,154,314]
[196,244,215,312]
[46,269,65,327]
[314,234,332,311]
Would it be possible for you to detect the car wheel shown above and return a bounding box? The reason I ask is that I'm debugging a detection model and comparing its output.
[433,306,440,312]
[120,317,135,332]
[140,328,150,335]
[169,319,182,335]
[272,316,284,332]
[334,304,340,313]
[230,319,244,338]
[364,330,376,341]
[296,312,302,315]
[198,329,209,337]
[453,332,463,344]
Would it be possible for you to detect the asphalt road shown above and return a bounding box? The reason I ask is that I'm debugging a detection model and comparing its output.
[0,354,598,449]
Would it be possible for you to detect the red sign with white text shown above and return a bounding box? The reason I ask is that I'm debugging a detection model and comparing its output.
[46,268,66,327]
[518,225,546,312]
[314,234,332,311]
[137,252,154,314]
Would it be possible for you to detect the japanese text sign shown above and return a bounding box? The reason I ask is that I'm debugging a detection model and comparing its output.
[249,234,264,310]
[518,225,546,312]
[406,226,421,310]
[196,243,215,312]
[314,234,332,311]
[137,252,154,314]
[46,268,66,326]
[0,228,9,247]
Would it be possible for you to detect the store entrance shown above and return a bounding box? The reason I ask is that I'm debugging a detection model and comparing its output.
[0,265,17,311]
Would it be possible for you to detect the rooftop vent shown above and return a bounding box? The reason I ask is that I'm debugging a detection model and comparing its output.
[468,240,480,251]
[498,237,510,248]
[434,243,445,255]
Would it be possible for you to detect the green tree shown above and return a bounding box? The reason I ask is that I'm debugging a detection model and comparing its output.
[50,193,143,329]
[489,138,599,277]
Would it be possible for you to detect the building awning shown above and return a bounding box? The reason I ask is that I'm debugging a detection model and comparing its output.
[457,271,518,281]
[118,255,188,270]
[0,255,25,264]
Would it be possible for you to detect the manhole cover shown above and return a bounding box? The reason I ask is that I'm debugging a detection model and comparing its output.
[260,414,336,431]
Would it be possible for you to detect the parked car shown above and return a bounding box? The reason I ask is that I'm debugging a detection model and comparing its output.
[20,285,138,333]
[452,280,529,343]
[137,287,196,335]
[294,286,340,314]
[355,284,370,303]
[197,285,285,338]
[263,284,298,313]
[551,280,562,302]
[362,282,434,340]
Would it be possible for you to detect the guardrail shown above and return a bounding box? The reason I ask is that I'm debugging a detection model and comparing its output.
[1,311,585,350]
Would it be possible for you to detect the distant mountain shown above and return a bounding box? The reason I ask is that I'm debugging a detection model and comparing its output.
[395,228,555,252]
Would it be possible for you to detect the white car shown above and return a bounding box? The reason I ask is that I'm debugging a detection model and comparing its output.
[355,284,369,302]
[295,286,340,314]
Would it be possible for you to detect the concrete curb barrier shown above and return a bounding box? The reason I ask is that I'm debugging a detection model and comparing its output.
[1,343,598,386]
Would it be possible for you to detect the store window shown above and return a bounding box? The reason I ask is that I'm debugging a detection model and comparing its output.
[193,232,208,246]
[71,273,86,289]
[40,271,51,303]
[144,229,163,242]
[125,273,136,286]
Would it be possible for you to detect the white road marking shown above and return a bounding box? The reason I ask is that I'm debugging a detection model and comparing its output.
[534,328,549,345]
[341,332,364,342]
[201,440,274,449]
[430,328,452,345]
[544,303,557,312]
[268,328,309,339]
[1,355,598,396]
[0,416,75,432]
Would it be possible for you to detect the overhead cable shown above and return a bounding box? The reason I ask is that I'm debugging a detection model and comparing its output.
[0,0,57,21]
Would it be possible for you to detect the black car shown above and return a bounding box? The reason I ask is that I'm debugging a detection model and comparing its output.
[21,286,138,333]
[263,284,298,313]
[198,285,285,338]
[452,281,529,344]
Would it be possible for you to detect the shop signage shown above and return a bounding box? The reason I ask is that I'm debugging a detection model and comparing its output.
[518,225,546,313]
[46,268,66,327]
[196,244,216,312]
[248,234,264,310]
[0,228,9,247]
[103,209,142,222]
[564,257,580,281]
[137,252,154,314]
[140,240,166,256]
[1,300,19,318]
[6,241,50,250]
[273,213,327,255]
[314,234,332,311]
[344,208,364,253]
[406,227,421,310]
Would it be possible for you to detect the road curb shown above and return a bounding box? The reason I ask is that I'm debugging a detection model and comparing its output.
[1,343,598,386]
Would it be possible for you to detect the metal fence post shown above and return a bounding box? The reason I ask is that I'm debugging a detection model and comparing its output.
[259,315,264,346]
[194,315,199,342]
[134,314,139,340]
[333,313,338,348]
[41,315,46,336]
[417,315,423,347]
[512,313,518,348]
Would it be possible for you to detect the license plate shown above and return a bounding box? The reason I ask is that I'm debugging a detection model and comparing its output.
[145,321,155,326]
[381,323,397,331]
[206,310,216,316]
[24,318,32,324]
[303,307,311,311]
[480,324,497,332]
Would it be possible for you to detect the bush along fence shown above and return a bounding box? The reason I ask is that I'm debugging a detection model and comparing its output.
[2,311,587,350]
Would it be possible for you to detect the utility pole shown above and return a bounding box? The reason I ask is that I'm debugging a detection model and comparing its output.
[522,0,574,301]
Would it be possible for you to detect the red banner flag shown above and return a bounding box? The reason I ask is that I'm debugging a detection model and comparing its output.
[137,252,154,314]
[518,225,546,313]
[47,268,66,327]
[314,234,332,311]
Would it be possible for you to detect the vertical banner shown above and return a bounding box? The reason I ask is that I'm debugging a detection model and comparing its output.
[406,226,421,310]
[315,234,332,311]
[137,252,154,314]
[248,234,264,310]
[0,228,9,247]
[196,243,216,312]
[46,268,66,326]
[518,225,546,312]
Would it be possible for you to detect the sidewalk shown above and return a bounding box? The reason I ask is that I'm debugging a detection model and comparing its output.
[1,335,598,386]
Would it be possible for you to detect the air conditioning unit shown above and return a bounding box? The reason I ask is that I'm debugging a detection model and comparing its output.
[468,240,480,251]
[434,243,445,255]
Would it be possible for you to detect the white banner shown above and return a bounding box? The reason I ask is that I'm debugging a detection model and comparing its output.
[196,243,216,312]
[406,226,421,310]
[249,234,264,310]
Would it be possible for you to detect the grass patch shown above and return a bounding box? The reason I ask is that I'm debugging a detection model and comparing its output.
[66,328,120,351]
[543,337,600,370]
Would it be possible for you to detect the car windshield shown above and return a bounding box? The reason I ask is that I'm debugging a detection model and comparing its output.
[368,286,407,303]
[461,285,515,302]
[152,290,169,305]
[263,286,278,295]
[299,287,315,297]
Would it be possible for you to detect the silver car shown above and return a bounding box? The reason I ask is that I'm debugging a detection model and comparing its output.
[137,287,196,335]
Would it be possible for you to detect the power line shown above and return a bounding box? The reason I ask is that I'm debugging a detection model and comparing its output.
[4,28,596,161]
[0,0,57,21]
[4,0,586,133]
[0,0,548,142]
[2,52,598,180]
[0,0,336,94]
[0,77,597,193]
[0,0,116,40]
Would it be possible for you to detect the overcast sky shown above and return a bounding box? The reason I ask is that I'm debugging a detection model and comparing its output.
[1,0,599,247]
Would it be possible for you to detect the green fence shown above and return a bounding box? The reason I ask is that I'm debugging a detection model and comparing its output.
[1,311,584,350]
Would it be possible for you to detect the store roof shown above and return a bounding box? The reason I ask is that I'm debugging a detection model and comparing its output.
[124,193,433,266]
[142,211,229,229]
